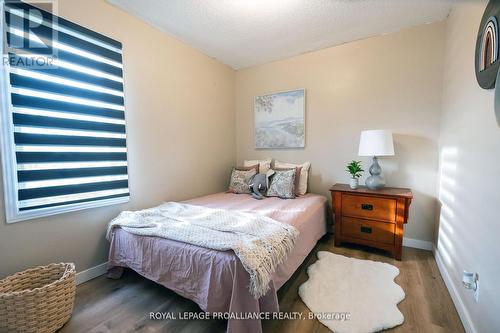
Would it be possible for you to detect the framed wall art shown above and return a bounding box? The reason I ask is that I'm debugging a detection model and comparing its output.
[254,89,305,149]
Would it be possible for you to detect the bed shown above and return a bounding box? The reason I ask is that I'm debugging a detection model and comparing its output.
[107,192,328,333]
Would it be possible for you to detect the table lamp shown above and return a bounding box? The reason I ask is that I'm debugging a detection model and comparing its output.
[358,130,394,190]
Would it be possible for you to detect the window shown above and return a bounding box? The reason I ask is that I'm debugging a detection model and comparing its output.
[1,1,129,223]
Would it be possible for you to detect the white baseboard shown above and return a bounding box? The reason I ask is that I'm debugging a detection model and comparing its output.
[402,237,433,251]
[76,262,108,285]
[75,238,431,286]
[433,246,476,333]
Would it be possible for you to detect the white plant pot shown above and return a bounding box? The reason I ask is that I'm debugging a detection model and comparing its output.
[349,178,359,189]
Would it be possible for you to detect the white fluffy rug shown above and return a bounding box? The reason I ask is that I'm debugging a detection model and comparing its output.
[298,251,405,333]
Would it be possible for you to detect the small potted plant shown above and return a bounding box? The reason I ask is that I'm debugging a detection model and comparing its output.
[346,160,364,189]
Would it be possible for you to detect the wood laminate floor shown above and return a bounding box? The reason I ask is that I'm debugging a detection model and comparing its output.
[60,235,465,333]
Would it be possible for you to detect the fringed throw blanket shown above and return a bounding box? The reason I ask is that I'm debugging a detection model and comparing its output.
[106,202,299,298]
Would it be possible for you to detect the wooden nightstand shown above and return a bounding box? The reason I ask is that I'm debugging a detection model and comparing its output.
[330,184,413,260]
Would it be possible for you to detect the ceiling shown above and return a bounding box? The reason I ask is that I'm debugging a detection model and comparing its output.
[107,0,454,69]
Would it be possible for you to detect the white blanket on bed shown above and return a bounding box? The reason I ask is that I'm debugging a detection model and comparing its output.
[106,202,299,298]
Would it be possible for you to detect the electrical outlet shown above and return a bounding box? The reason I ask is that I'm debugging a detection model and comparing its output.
[474,279,480,303]
[462,271,479,302]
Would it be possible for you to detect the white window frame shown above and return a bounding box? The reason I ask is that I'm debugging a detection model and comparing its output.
[0,1,130,223]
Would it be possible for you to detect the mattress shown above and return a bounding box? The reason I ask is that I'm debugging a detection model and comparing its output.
[108,192,328,333]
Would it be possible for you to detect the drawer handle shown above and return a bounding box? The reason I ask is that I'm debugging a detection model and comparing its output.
[360,226,372,234]
[361,204,373,211]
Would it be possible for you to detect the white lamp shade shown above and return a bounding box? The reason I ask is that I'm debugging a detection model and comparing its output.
[358,130,395,156]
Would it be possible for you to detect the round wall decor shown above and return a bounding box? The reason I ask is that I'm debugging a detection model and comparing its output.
[476,0,500,89]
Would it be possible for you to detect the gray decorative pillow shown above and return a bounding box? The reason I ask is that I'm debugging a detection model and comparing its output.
[228,168,257,194]
[266,169,296,199]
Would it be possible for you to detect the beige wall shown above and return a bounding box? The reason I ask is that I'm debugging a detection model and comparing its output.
[235,22,446,243]
[437,2,500,332]
[0,0,236,278]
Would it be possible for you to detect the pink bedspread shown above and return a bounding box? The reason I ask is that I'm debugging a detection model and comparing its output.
[108,192,328,333]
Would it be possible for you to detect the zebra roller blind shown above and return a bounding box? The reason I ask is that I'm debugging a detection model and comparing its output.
[1,1,129,222]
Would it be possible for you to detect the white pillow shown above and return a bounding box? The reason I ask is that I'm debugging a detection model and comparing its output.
[274,160,311,195]
[244,158,272,173]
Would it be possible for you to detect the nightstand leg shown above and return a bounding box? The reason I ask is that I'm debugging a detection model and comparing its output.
[394,211,405,261]
[394,248,402,260]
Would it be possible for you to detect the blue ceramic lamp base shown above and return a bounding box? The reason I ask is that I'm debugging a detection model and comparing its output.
[365,156,386,190]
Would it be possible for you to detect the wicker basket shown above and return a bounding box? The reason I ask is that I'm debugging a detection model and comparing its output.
[0,263,76,333]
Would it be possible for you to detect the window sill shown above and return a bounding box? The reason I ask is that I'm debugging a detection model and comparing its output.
[5,196,130,224]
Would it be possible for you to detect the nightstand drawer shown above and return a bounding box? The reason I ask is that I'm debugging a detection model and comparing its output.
[342,194,397,222]
[341,217,395,245]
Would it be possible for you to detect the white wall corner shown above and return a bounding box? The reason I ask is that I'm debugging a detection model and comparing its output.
[75,262,108,285]
[433,245,477,333]
[403,237,434,251]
